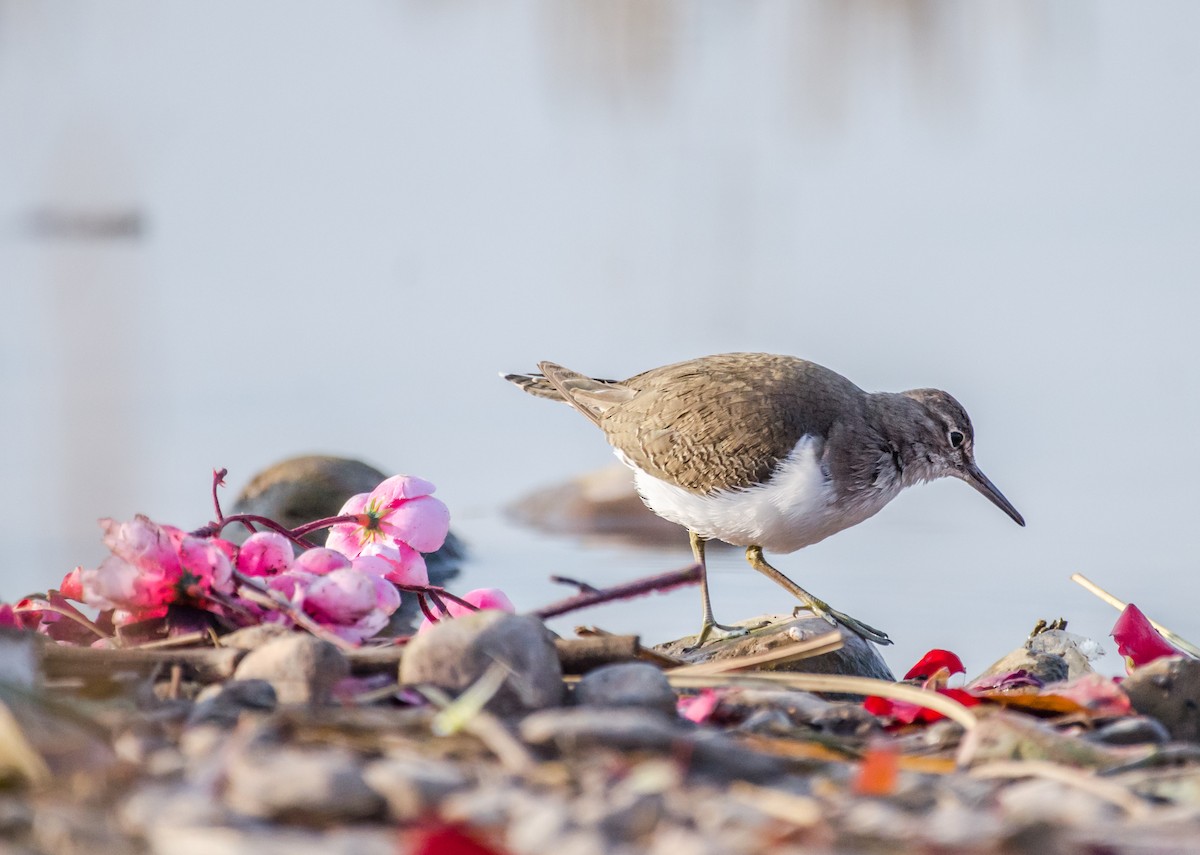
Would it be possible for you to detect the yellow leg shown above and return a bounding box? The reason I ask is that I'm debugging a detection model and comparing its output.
[745,546,891,645]
[687,531,763,648]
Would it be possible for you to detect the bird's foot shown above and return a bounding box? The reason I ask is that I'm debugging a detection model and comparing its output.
[684,619,769,652]
[792,604,892,646]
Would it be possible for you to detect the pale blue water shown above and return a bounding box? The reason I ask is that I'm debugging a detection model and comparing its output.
[3,2,1199,676]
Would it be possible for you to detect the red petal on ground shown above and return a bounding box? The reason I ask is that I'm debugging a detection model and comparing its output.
[864,688,981,725]
[903,648,966,681]
[409,824,509,855]
[1112,604,1186,667]
[853,743,900,796]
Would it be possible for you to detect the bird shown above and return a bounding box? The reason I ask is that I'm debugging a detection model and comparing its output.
[504,352,1025,646]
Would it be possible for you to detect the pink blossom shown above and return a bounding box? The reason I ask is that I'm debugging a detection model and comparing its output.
[363,541,429,586]
[304,568,378,624]
[0,603,18,629]
[236,532,294,577]
[326,475,450,558]
[78,516,235,623]
[417,587,516,634]
[351,555,403,614]
[59,567,84,601]
[178,535,234,597]
[292,547,352,575]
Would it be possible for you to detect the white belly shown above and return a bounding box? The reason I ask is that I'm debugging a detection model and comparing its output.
[622,435,897,553]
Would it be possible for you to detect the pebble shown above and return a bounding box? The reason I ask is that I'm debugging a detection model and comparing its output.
[223,745,384,823]
[657,613,896,681]
[232,635,348,706]
[1085,715,1171,746]
[143,824,396,855]
[575,662,678,716]
[520,707,686,753]
[187,679,277,728]
[399,610,563,715]
[1122,656,1200,741]
[362,754,469,821]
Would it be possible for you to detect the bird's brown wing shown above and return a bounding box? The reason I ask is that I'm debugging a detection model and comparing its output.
[600,353,866,494]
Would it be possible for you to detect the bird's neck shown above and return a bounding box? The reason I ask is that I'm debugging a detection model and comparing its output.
[866,392,944,489]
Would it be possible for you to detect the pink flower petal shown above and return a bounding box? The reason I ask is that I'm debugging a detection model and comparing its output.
[59,567,84,601]
[237,532,295,577]
[678,688,721,723]
[380,495,450,553]
[351,556,403,613]
[1112,603,1187,668]
[179,536,234,596]
[370,474,437,502]
[367,542,429,587]
[100,515,180,577]
[333,491,371,518]
[292,547,352,576]
[416,587,516,633]
[304,568,377,623]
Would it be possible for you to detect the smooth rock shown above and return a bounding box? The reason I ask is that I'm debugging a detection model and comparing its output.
[996,778,1116,826]
[143,824,396,855]
[120,782,231,835]
[187,679,277,727]
[400,610,563,715]
[520,707,686,753]
[219,623,292,650]
[575,662,677,716]
[1085,715,1171,746]
[224,745,383,824]
[1123,656,1200,742]
[362,754,469,821]
[232,635,348,706]
[508,463,685,547]
[656,613,895,682]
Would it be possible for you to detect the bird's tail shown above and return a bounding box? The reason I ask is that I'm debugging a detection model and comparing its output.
[503,362,633,425]
[501,370,565,401]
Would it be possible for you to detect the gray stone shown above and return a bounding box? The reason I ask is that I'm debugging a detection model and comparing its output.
[120,782,231,835]
[232,635,348,706]
[143,825,396,855]
[1085,715,1171,746]
[224,745,384,823]
[1123,656,1200,742]
[656,613,895,682]
[520,707,686,753]
[187,679,277,728]
[362,754,469,821]
[400,610,563,715]
[575,662,677,716]
[219,623,292,650]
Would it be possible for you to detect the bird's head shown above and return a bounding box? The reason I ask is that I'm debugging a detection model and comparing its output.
[900,388,1025,527]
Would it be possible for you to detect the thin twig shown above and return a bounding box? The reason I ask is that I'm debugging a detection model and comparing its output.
[549,575,600,594]
[665,631,843,675]
[533,564,703,620]
[1071,573,1200,657]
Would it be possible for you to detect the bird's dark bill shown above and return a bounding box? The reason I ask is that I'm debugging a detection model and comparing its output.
[963,463,1025,527]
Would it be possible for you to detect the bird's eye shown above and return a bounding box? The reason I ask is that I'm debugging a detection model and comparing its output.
[949,430,965,449]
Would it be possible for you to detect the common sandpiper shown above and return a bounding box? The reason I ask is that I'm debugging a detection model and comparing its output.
[505,352,1025,646]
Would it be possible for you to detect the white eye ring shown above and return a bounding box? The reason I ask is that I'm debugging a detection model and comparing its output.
[949,430,965,449]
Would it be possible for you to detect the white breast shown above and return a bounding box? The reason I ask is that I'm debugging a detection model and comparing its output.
[620,435,900,553]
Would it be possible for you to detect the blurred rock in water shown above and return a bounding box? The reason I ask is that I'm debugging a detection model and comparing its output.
[508,463,714,549]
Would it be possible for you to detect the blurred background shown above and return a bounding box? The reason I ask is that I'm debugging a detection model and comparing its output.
[2,1,1198,674]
